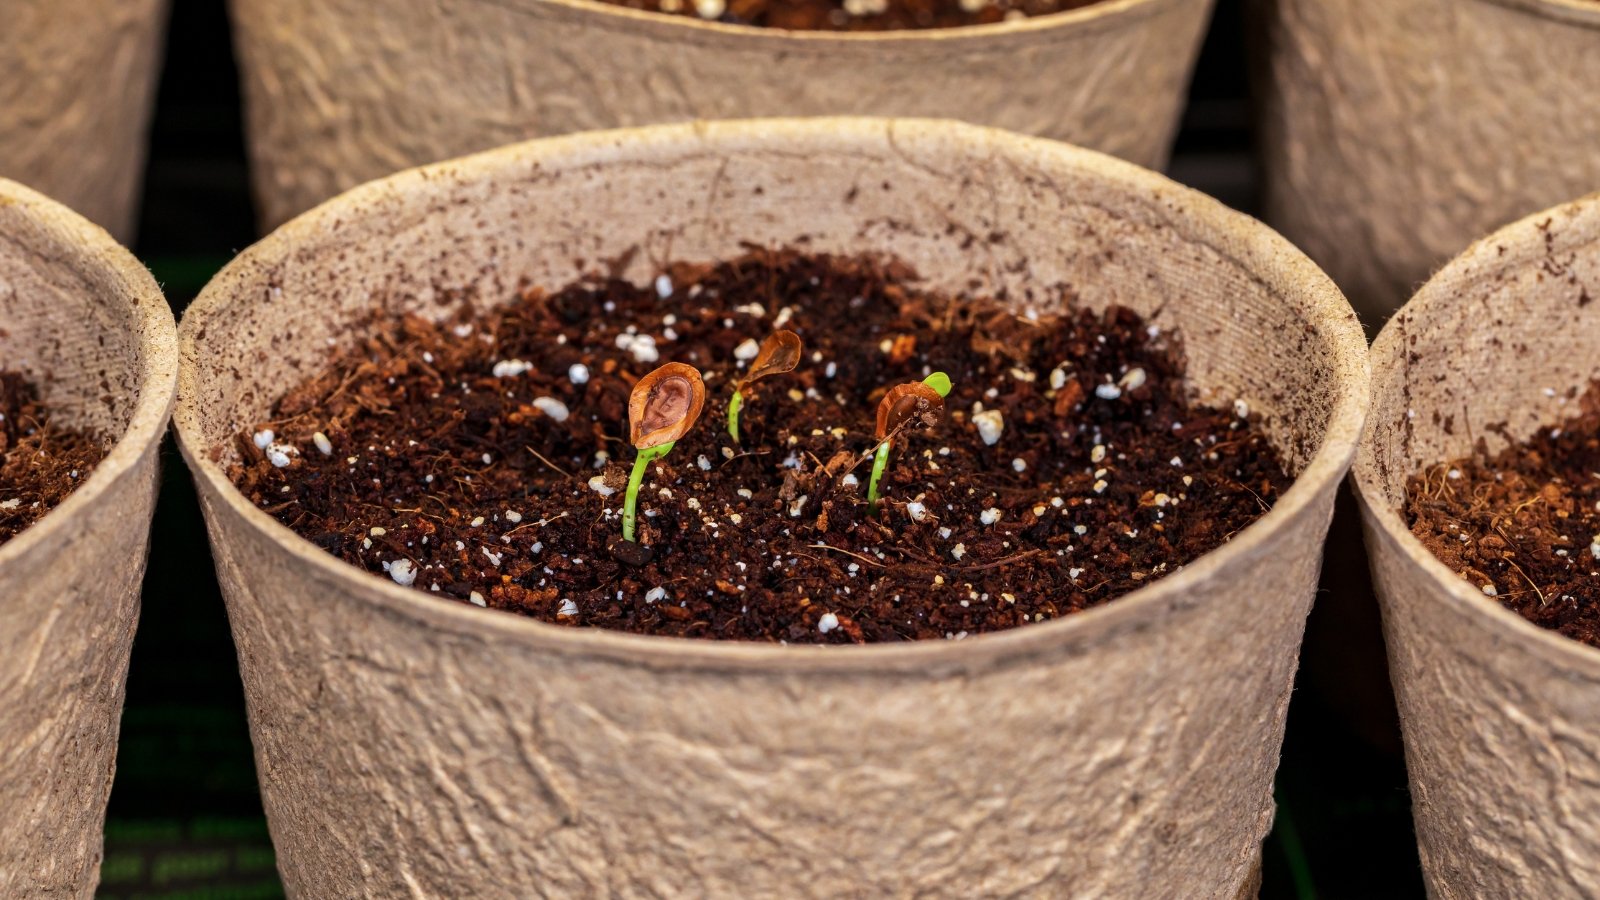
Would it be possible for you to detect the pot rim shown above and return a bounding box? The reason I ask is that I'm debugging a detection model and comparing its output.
[1468,0,1600,28]
[0,178,178,572]
[521,0,1178,45]
[1354,191,1600,675]
[175,117,1369,675]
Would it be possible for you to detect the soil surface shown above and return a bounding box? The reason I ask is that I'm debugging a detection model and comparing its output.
[1407,382,1600,649]
[231,249,1291,644]
[595,0,1103,31]
[0,372,108,545]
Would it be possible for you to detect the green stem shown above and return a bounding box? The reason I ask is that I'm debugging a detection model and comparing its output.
[727,389,745,443]
[623,441,674,542]
[866,438,892,516]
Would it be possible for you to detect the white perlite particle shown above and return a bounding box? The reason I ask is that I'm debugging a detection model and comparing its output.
[0,499,19,510]
[1119,367,1147,390]
[645,587,667,604]
[1049,367,1069,391]
[980,507,1002,526]
[1234,399,1250,419]
[312,431,334,456]
[698,455,712,472]
[1094,383,1122,400]
[906,501,930,523]
[973,409,1005,446]
[613,332,661,364]
[505,510,522,523]
[1012,458,1027,473]
[1482,584,1498,597]
[817,612,840,634]
[655,274,674,298]
[532,396,570,422]
[491,359,533,378]
[733,338,761,361]
[1093,479,1109,494]
[252,429,275,449]
[469,591,486,607]
[951,542,967,560]
[387,559,417,586]
[568,363,590,385]
[1090,444,1107,464]
[1590,537,1600,560]
[265,443,297,468]
[557,598,580,617]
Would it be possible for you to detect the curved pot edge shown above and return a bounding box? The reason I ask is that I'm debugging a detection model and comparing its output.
[1469,0,1600,28]
[1353,189,1600,677]
[0,177,179,572]
[504,0,1188,49]
[175,116,1370,676]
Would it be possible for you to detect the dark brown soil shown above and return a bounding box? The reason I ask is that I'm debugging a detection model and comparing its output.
[595,0,1103,31]
[231,249,1291,644]
[0,372,109,545]
[1407,382,1600,649]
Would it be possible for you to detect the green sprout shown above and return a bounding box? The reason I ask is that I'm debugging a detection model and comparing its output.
[728,330,802,443]
[866,372,952,516]
[623,362,706,543]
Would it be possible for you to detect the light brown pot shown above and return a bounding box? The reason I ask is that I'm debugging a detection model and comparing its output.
[0,0,169,242]
[0,180,178,897]
[229,0,1214,230]
[1355,193,1600,897]
[176,118,1367,897]
[1254,0,1600,325]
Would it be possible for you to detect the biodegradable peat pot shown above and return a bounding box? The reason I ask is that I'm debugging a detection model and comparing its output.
[0,0,169,242]
[229,0,1214,229]
[0,180,178,897]
[176,118,1367,897]
[1355,194,1600,897]
[1253,0,1600,324]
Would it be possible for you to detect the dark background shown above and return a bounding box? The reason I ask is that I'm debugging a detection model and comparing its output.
[98,0,1424,896]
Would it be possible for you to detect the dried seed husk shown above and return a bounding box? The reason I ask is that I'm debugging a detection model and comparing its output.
[630,362,705,448]
[739,330,803,393]
[875,382,944,441]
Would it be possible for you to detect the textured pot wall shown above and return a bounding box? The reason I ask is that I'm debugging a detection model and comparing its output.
[0,180,178,898]
[176,119,1367,898]
[1255,0,1600,324]
[0,0,169,242]
[229,0,1213,229]
[1355,194,1600,898]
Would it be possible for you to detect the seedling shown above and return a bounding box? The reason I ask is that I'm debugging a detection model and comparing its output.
[623,362,706,543]
[727,330,802,443]
[867,372,952,515]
